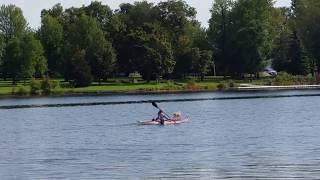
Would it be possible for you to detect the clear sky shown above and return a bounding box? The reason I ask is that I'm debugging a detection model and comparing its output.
[0,0,291,29]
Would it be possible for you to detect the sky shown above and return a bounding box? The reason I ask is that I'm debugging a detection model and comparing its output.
[1,0,291,29]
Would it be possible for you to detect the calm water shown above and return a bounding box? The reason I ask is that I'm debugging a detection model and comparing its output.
[1,91,320,179]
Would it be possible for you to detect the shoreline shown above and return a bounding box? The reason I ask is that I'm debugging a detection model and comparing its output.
[236,84,320,91]
[1,84,320,99]
[0,89,219,99]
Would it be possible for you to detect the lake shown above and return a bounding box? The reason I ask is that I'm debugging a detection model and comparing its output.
[1,90,320,179]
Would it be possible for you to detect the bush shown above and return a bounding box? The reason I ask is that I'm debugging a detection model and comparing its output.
[228,80,235,88]
[30,79,41,95]
[12,85,29,96]
[68,49,93,87]
[41,78,62,95]
[41,77,52,95]
[217,83,227,90]
[184,80,200,90]
[274,72,315,85]
[162,81,180,91]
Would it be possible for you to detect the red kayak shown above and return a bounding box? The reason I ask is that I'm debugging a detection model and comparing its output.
[138,117,189,125]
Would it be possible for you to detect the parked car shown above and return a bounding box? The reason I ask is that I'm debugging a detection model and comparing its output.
[264,67,277,77]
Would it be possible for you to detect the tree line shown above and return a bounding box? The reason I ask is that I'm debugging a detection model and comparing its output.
[0,0,319,87]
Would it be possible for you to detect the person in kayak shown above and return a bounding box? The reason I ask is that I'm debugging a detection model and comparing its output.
[156,110,170,125]
[173,112,182,120]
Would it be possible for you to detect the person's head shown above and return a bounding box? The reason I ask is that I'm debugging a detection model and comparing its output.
[174,112,181,117]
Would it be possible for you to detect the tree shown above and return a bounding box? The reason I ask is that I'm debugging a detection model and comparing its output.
[41,3,64,20]
[64,14,116,85]
[208,0,234,76]
[271,4,310,75]
[3,33,47,84]
[271,7,291,72]
[21,33,47,78]
[295,0,320,73]
[155,0,197,77]
[229,0,274,77]
[83,1,113,33]
[0,5,27,40]
[196,50,213,81]
[287,30,309,75]
[156,0,196,36]
[0,35,4,73]
[40,15,64,77]
[114,2,160,75]
[87,32,116,83]
[272,30,290,72]
[3,37,21,83]
[68,49,92,87]
[128,25,175,81]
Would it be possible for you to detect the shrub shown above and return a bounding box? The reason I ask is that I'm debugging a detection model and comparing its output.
[30,79,42,95]
[12,85,29,96]
[274,72,315,85]
[217,83,227,90]
[41,78,62,95]
[162,81,178,90]
[228,80,235,88]
[184,80,199,90]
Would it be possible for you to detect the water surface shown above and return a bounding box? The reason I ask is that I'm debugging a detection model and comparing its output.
[1,91,320,179]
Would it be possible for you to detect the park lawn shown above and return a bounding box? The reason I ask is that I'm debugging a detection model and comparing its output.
[0,78,243,96]
[0,79,225,96]
[66,83,169,92]
[0,86,13,95]
[63,81,220,93]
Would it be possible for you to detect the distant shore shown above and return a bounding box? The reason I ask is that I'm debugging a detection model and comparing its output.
[1,84,320,99]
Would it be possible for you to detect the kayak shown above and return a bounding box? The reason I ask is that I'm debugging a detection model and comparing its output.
[138,117,189,125]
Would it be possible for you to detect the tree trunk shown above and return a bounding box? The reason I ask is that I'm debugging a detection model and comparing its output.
[12,77,16,85]
[201,74,204,81]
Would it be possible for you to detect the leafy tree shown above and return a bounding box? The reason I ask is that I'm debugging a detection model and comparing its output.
[114,2,159,75]
[4,33,47,84]
[65,14,116,84]
[196,50,213,81]
[156,0,196,36]
[21,33,47,78]
[3,37,21,83]
[295,0,320,72]
[272,31,290,72]
[190,24,210,51]
[41,3,64,20]
[0,5,27,40]
[271,4,310,75]
[68,49,92,87]
[287,30,309,75]
[0,35,4,73]
[128,25,175,81]
[230,0,274,77]
[208,0,234,76]
[155,0,197,77]
[83,1,113,33]
[174,49,194,77]
[40,15,64,77]
[87,31,116,83]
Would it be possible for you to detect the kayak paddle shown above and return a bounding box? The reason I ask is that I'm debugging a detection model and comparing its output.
[152,102,171,119]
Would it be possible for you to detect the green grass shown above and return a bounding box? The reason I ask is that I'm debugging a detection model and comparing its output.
[0,86,13,95]
[66,81,219,92]
[0,77,277,96]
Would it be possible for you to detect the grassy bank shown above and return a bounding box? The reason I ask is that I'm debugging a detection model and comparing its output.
[0,73,318,97]
[0,79,222,97]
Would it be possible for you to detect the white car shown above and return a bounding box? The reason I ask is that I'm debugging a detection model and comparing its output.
[264,68,277,77]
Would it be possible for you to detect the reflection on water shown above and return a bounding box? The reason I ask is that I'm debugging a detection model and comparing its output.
[1,91,320,179]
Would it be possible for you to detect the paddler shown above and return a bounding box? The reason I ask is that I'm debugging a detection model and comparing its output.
[157,110,169,125]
